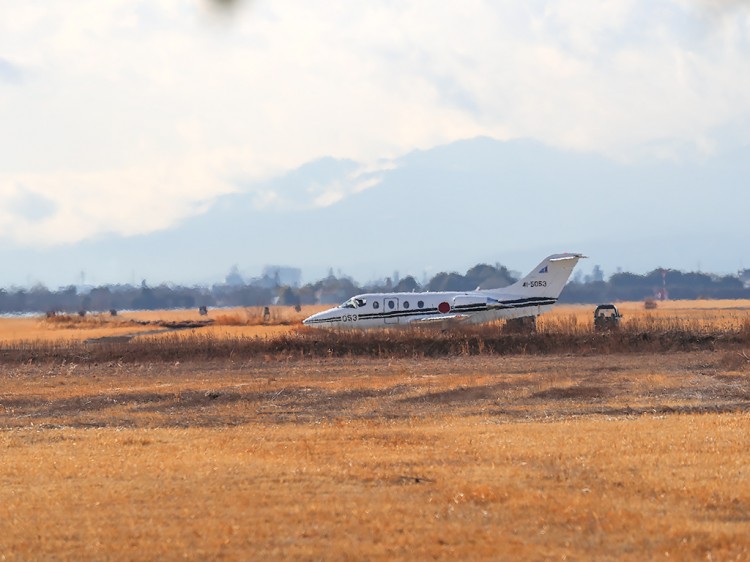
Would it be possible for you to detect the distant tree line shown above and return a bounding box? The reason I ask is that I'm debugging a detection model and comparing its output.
[561,269,749,303]
[0,264,748,314]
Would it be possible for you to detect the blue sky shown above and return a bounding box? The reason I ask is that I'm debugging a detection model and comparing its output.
[1,1,749,286]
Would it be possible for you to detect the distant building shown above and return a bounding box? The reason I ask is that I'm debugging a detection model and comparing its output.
[225,265,245,286]
[585,265,604,284]
[262,265,302,288]
[224,264,302,289]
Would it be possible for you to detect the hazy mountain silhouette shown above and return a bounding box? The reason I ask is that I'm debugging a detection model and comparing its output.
[2,137,748,287]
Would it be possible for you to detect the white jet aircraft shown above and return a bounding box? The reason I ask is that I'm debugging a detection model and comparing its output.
[303,253,584,329]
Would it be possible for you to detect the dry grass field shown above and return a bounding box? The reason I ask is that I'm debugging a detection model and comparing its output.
[1,301,750,560]
[0,299,747,344]
[0,306,318,344]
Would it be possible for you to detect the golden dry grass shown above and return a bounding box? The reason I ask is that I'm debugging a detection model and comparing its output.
[120,305,318,326]
[2,414,749,561]
[2,300,750,345]
[0,306,329,344]
[538,300,750,334]
[0,314,149,343]
[2,352,750,560]
[1,302,749,560]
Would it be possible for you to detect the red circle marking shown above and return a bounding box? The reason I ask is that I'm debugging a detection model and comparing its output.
[438,302,451,314]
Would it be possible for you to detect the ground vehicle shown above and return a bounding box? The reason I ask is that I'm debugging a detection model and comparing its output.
[594,304,622,331]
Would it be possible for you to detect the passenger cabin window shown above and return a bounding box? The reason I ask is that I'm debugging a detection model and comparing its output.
[404,301,410,309]
[373,301,380,309]
[388,301,395,310]
[418,300,424,308]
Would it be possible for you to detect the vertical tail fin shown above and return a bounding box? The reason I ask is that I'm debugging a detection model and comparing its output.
[500,253,584,299]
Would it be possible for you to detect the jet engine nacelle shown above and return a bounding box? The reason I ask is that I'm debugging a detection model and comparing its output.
[452,295,492,308]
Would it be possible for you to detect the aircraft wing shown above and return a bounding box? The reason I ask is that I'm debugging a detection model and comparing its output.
[410,313,472,326]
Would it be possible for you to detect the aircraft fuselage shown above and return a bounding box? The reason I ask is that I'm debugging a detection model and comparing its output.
[303,253,584,329]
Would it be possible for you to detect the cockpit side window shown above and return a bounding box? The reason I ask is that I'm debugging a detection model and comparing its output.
[341,297,366,309]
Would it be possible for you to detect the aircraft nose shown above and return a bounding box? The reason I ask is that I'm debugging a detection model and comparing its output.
[302,312,321,326]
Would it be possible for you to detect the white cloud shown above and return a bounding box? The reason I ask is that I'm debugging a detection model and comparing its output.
[1,0,749,245]
[0,163,225,244]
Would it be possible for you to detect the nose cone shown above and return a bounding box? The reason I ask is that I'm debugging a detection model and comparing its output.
[302,310,326,327]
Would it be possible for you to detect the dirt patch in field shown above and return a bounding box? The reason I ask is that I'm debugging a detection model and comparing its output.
[2,353,750,429]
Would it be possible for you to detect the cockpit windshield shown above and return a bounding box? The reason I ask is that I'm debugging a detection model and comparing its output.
[341,297,366,309]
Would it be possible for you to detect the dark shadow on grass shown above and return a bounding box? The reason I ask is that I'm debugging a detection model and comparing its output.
[530,385,609,400]
[399,382,515,405]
